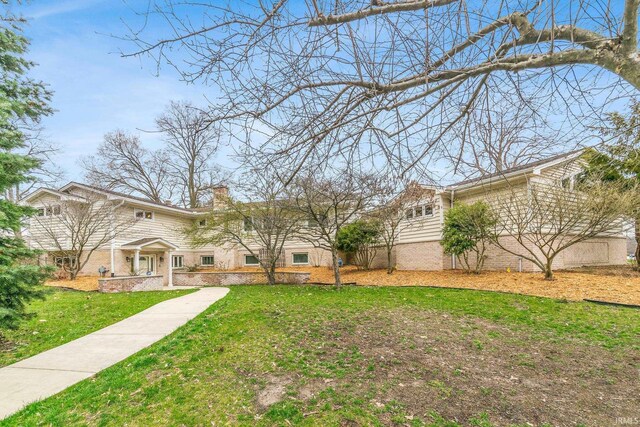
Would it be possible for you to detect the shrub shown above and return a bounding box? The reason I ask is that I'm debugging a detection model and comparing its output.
[336,220,381,270]
[441,201,496,274]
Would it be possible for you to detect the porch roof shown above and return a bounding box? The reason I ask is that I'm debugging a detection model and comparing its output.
[120,237,179,251]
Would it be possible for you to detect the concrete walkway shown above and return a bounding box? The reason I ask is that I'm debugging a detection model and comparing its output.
[0,287,229,420]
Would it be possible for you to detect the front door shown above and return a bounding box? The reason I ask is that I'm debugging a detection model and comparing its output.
[133,255,156,275]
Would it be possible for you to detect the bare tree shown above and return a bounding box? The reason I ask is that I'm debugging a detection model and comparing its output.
[490,179,636,280]
[189,171,302,285]
[156,101,221,208]
[367,181,432,273]
[124,0,640,180]
[32,194,135,280]
[291,169,389,286]
[4,125,64,203]
[82,130,173,203]
[444,93,564,178]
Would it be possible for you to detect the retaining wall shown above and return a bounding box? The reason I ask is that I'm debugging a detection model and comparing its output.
[173,271,310,286]
[98,275,164,293]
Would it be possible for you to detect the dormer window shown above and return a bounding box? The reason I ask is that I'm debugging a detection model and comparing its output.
[135,210,154,220]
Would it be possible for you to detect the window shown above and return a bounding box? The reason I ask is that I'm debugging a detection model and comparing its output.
[414,206,423,217]
[172,255,184,268]
[561,177,572,189]
[292,253,309,265]
[423,204,434,216]
[405,208,414,219]
[200,256,215,266]
[198,219,207,227]
[243,217,253,232]
[37,205,61,217]
[244,255,260,266]
[134,210,154,220]
[54,256,76,268]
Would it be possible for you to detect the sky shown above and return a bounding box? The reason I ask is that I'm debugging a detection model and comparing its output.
[13,0,216,182]
[10,0,636,187]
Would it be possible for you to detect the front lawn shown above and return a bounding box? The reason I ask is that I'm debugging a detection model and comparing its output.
[3,286,639,426]
[0,288,193,367]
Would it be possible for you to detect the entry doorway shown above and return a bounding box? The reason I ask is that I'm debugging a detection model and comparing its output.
[132,255,156,275]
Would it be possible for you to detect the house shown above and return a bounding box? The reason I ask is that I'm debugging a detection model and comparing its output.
[23,150,627,282]
[23,182,332,285]
[372,149,627,272]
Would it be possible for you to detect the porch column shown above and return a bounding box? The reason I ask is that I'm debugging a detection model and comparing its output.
[167,250,173,287]
[110,244,115,277]
[133,249,140,275]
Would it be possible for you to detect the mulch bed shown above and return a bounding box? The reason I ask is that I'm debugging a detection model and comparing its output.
[280,266,640,306]
[48,266,640,307]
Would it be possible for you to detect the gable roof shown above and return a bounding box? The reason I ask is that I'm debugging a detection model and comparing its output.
[121,237,179,250]
[58,182,203,216]
[447,149,586,191]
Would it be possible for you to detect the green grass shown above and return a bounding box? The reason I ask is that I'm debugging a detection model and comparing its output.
[0,287,193,367]
[2,285,639,426]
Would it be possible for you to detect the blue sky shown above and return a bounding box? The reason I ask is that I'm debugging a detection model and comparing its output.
[13,0,214,182]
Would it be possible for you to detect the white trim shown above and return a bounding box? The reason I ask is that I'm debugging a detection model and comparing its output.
[120,238,179,251]
[59,182,200,216]
[291,252,309,265]
[21,188,87,204]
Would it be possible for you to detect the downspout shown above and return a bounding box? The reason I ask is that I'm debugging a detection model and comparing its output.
[450,190,456,270]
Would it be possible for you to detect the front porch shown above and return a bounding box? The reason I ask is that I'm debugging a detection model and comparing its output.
[115,238,180,287]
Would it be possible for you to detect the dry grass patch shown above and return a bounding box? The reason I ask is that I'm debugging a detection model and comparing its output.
[46,276,100,291]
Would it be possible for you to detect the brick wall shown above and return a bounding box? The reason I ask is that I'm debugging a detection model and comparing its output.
[395,241,446,270]
[98,275,164,293]
[173,271,311,286]
[452,236,627,272]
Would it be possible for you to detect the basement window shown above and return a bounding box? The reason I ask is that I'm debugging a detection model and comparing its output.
[292,253,309,265]
[200,256,215,266]
[244,255,260,266]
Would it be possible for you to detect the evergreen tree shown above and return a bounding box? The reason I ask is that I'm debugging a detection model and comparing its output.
[0,4,53,329]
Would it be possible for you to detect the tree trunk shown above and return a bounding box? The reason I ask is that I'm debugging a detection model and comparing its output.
[266,267,276,286]
[544,262,554,281]
[634,217,640,271]
[386,246,394,274]
[331,247,342,287]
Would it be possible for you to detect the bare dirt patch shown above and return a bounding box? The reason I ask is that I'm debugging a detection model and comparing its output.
[288,307,640,426]
[256,375,292,408]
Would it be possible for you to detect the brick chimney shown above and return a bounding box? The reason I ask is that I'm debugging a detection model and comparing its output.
[211,185,229,209]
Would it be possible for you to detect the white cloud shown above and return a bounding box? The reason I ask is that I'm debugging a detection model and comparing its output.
[28,0,106,20]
